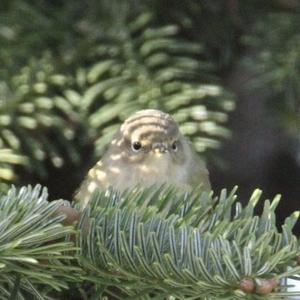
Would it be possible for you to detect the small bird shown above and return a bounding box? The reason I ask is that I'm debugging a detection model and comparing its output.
[75,109,211,208]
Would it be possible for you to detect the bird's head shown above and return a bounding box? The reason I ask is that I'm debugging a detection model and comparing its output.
[110,109,187,166]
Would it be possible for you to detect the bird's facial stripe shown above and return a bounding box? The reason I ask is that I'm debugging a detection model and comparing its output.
[129,121,178,140]
[124,110,173,126]
[122,120,171,137]
[136,126,170,140]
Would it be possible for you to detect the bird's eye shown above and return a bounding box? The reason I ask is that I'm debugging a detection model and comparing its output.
[131,141,142,152]
[171,141,178,151]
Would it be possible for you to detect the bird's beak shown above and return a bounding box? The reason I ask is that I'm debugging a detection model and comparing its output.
[152,143,168,154]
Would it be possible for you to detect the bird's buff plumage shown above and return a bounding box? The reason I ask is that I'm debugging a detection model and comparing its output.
[75,109,211,208]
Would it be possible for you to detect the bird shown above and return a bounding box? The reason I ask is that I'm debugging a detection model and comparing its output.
[75,109,211,208]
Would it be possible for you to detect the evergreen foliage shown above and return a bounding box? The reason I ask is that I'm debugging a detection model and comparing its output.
[0,55,79,181]
[0,7,234,191]
[1,185,300,299]
[0,149,24,191]
[0,185,80,299]
[79,13,234,156]
[77,186,300,299]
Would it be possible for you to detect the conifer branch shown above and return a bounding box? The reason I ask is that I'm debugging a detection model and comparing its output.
[77,186,300,299]
[0,185,81,298]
